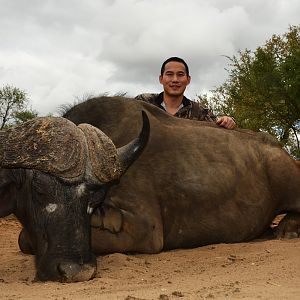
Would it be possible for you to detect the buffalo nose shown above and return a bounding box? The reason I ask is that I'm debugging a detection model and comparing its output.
[58,262,96,282]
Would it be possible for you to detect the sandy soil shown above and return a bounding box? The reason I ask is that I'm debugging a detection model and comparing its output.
[0,216,300,300]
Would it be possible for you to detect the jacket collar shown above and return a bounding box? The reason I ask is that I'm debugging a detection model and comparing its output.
[155,92,191,109]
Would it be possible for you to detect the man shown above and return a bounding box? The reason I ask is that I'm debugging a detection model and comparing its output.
[135,57,236,129]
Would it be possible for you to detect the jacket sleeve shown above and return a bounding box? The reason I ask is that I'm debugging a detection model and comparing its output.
[190,101,217,122]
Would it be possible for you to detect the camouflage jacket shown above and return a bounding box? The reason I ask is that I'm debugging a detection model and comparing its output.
[135,92,216,122]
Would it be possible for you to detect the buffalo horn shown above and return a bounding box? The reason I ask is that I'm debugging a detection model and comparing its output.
[78,124,122,183]
[0,117,87,181]
[0,112,150,183]
[117,111,150,173]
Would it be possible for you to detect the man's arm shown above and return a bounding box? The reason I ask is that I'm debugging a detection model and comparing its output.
[192,102,236,129]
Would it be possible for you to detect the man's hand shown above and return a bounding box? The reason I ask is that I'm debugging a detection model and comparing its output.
[216,116,236,129]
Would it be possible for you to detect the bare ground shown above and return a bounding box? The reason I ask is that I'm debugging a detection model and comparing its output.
[1,217,300,300]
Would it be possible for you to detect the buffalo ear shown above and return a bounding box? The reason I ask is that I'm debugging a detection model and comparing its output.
[0,170,17,217]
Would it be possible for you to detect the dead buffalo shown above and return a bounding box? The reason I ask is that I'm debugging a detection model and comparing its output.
[0,114,149,282]
[62,96,300,255]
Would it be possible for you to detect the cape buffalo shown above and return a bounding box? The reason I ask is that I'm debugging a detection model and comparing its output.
[0,114,149,282]
[60,96,300,255]
[2,95,300,282]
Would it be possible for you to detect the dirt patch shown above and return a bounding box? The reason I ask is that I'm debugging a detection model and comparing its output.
[0,216,300,299]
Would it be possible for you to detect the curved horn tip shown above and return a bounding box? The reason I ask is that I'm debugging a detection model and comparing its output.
[140,110,150,145]
[116,110,150,173]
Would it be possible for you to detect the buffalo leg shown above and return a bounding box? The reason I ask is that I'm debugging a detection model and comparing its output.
[18,227,35,254]
[275,213,300,239]
[90,207,163,254]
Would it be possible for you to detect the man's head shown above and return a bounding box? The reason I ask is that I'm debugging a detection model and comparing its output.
[159,57,191,98]
[160,57,190,76]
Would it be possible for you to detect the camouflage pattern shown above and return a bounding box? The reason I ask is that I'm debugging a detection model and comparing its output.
[135,93,217,122]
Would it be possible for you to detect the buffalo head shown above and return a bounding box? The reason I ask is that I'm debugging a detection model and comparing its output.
[0,112,149,282]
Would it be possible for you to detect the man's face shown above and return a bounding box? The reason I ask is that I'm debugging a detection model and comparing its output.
[159,61,191,97]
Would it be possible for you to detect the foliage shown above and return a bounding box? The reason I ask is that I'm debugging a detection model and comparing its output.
[199,26,300,158]
[14,110,38,125]
[0,85,37,129]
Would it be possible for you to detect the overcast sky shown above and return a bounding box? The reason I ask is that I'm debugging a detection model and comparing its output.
[0,0,299,115]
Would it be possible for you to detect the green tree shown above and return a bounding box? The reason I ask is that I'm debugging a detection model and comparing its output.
[200,26,300,158]
[14,110,38,124]
[0,85,37,129]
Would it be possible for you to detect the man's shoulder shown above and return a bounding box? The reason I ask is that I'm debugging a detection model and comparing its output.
[180,97,216,121]
[182,96,205,110]
[134,93,159,103]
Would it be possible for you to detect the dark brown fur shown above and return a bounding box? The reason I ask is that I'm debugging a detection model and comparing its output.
[64,96,300,254]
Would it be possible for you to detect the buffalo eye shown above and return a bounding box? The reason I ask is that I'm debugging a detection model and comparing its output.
[86,187,108,215]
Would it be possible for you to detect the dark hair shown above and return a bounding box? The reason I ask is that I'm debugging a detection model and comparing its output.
[160,57,190,76]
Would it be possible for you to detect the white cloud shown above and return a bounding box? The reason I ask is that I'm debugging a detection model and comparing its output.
[0,0,299,115]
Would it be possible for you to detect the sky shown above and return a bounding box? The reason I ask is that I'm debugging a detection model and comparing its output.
[0,0,299,116]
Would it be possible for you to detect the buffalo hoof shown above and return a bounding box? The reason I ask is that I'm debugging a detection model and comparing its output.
[275,213,300,239]
[57,262,97,282]
[18,228,34,254]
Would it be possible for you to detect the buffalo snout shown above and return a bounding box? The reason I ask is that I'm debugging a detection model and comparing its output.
[36,254,97,282]
[57,260,97,282]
